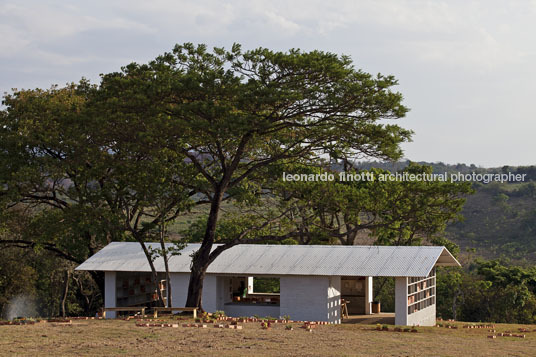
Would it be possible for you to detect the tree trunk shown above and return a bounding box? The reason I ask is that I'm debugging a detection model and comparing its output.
[160,227,171,307]
[345,222,357,246]
[73,274,91,314]
[88,270,105,300]
[166,269,171,307]
[373,277,389,301]
[137,240,166,307]
[61,270,70,317]
[185,263,207,309]
[185,187,224,309]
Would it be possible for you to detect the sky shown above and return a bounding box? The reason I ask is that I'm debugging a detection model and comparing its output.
[1,0,535,167]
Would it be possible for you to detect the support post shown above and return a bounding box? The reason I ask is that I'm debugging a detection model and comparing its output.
[395,277,408,326]
[104,272,117,319]
[247,277,254,294]
[364,276,373,315]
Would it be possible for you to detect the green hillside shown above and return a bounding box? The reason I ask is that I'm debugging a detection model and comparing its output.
[447,181,536,263]
[168,162,536,264]
[353,161,536,264]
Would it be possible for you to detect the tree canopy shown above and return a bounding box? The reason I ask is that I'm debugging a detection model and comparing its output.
[272,163,472,252]
[99,43,412,307]
[3,43,463,311]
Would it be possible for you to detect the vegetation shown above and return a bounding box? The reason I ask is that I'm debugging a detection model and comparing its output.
[447,181,536,262]
[273,163,471,251]
[81,42,413,309]
[437,260,536,324]
[352,161,536,255]
[0,245,101,318]
[0,82,195,306]
[355,161,536,262]
[0,42,535,325]
[253,278,280,293]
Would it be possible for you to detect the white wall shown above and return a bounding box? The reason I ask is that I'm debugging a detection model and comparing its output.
[104,271,116,318]
[202,275,218,312]
[224,304,280,318]
[169,273,189,307]
[169,273,220,312]
[106,271,436,325]
[280,276,341,324]
[408,304,436,326]
[395,277,408,326]
[105,272,350,323]
[395,277,436,326]
[218,276,232,310]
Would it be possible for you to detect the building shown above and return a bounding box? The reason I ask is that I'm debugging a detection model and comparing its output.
[76,242,460,325]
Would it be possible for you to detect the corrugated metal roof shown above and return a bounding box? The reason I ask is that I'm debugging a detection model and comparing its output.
[75,242,460,277]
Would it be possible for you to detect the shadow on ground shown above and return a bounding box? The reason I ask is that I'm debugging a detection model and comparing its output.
[342,313,395,325]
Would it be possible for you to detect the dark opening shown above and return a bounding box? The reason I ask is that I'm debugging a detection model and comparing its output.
[373,277,395,312]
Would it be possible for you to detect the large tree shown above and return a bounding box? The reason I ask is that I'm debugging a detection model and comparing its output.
[0,84,115,292]
[94,43,412,308]
[1,43,414,310]
[0,83,191,305]
[272,163,472,251]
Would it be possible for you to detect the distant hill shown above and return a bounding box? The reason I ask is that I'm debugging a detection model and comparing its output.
[354,161,536,264]
[353,160,536,181]
[446,181,536,264]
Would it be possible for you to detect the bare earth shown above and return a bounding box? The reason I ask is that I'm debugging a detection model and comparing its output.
[1,318,535,356]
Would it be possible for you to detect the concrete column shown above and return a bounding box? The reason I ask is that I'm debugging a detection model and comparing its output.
[202,275,218,313]
[247,276,254,294]
[364,276,373,314]
[394,277,408,326]
[104,271,116,318]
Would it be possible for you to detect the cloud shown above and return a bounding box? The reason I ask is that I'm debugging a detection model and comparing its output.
[0,1,155,60]
[1,0,535,165]
[2,1,530,70]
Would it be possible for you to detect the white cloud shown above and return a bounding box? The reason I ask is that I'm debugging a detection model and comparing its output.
[1,0,535,165]
[0,1,155,58]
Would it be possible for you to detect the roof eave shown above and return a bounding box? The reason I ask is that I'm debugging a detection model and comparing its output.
[436,247,461,267]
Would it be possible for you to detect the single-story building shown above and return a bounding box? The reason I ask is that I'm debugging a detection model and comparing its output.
[76,242,460,325]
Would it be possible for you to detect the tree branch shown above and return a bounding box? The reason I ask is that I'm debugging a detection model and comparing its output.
[0,239,83,264]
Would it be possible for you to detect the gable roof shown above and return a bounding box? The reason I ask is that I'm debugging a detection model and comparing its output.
[76,242,460,278]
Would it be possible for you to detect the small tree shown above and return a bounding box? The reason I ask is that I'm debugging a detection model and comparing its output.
[146,200,187,307]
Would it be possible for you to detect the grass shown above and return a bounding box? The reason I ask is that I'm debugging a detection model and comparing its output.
[165,200,245,235]
[1,318,535,356]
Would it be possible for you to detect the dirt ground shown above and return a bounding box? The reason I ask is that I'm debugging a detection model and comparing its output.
[1,318,535,356]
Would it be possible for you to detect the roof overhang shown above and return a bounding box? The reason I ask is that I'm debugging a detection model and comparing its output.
[435,247,461,267]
